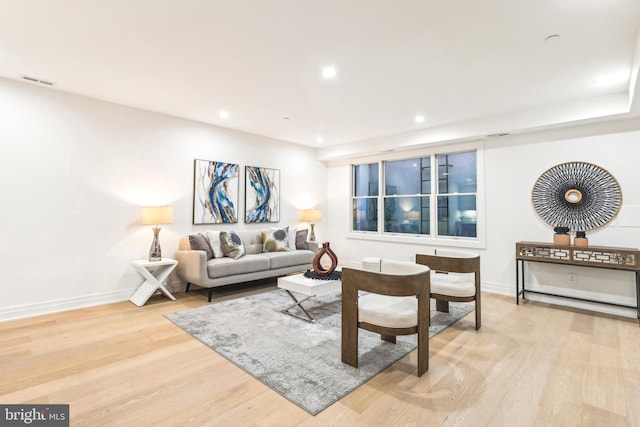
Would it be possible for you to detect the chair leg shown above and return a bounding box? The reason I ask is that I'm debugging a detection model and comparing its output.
[341,293,359,368]
[381,335,396,344]
[475,296,481,330]
[436,299,450,313]
[185,282,191,292]
[417,331,429,377]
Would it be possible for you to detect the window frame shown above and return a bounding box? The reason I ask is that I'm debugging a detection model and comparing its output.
[348,141,485,249]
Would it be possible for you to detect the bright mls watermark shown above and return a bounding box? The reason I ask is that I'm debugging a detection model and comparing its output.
[1,405,69,426]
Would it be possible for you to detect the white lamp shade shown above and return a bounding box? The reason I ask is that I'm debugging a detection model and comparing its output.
[301,209,322,222]
[142,206,174,225]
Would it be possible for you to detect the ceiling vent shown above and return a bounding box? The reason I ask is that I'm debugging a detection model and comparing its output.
[21,75,54,86]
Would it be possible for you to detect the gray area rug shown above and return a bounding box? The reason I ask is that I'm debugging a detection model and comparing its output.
[165,290,473,415]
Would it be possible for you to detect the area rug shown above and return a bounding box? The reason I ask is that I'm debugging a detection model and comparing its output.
[165,290,473,415]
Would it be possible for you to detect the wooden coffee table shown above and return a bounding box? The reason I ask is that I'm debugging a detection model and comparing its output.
[277,272,341,322]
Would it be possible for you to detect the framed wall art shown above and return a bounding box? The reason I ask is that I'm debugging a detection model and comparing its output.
[531,161,622,231]
[193,159,239,224]
[245,166,280,223]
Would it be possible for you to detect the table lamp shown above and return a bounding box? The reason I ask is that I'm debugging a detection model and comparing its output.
[301,209,322,241]
[142,206,174,262]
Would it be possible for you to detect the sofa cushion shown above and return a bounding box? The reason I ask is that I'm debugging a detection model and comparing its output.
[220,231,246,259]
[188,233,214,260]
[262,250,314,269]
[206,255,270,278]
[237,230,263,255]
[262,227,290,252]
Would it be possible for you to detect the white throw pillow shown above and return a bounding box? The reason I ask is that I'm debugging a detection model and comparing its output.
[287,227,297,250]
[205,230,224,258]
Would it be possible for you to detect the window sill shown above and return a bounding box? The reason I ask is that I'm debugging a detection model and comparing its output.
[347,232,486,249]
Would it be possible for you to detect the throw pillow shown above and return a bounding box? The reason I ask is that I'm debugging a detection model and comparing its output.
[189,233,214,260]
[287,227,297,250]
[296,229,309,250]
[205,230,224,258]
[262,227,290,252]
[220,231,246,259]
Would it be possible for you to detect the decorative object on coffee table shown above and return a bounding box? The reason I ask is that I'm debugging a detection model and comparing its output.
[141,206,174,261]
[313,242,338,276]
[301,209,322,241]
[531,161,622,231]
[245,166,280,223]
[193,159,239,224]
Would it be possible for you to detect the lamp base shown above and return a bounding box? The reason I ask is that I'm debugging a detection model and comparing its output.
[309,224,316,242]
[149,226,162,262]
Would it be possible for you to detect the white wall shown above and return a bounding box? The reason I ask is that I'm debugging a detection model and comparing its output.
[0,78,326,321]
[325,118,640,318]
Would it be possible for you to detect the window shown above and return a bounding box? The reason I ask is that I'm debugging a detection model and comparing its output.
[436,152,477,237]
[351,149,478,240]
[352,163,378,232]
[383,157,430,235]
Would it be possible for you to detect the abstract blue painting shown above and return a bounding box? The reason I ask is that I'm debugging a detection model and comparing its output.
[193,159,239,224]
[245,166,280,223]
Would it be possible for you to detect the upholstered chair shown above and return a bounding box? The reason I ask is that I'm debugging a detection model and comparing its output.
[416,251,481,330]
[341,259,431,376]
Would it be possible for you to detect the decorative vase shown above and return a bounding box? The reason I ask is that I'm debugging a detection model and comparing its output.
[574,231,588,247]
[148,226,163,261]
[553,226,570,246]
[312,242,338,276]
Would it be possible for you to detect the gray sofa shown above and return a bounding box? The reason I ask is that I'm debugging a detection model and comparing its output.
[175,230,317,301]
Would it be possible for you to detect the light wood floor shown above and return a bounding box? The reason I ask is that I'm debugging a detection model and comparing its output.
[1,283,639,426]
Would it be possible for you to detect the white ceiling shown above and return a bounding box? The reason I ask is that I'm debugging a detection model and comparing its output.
[1,0,640,155]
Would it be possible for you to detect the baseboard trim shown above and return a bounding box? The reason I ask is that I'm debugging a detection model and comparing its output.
[0,289,137,323]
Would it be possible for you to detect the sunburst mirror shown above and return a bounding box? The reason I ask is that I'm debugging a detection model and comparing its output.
[531,161,622,231]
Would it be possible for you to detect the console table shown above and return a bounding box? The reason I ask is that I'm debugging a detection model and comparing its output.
[515,241,640,322]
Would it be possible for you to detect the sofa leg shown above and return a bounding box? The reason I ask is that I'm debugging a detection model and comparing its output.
[208,288,214,302]
[185,282,191,293]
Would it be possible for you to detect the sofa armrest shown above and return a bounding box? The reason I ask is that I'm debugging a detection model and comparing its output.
[175,250,208,285]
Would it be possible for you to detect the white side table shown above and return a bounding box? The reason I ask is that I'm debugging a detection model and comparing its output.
[130,258,178,306]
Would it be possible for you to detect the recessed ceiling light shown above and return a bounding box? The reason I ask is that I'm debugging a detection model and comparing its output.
[415,115,425,123]
[322,66,337,79]
[315,136,323,143]
[219,111,229,119]
[594,71,629,87]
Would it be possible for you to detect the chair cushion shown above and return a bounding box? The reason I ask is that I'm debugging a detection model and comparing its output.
[431,272,476,297]
[358,294,417,329]
[380,259,427,275]
[361,257,381,272]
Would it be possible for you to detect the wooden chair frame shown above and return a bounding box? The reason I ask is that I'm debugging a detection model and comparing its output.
[416,253,481,330]
[341,266,431,376]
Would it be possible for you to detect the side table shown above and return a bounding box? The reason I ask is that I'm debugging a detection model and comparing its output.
[130,258,178,306]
